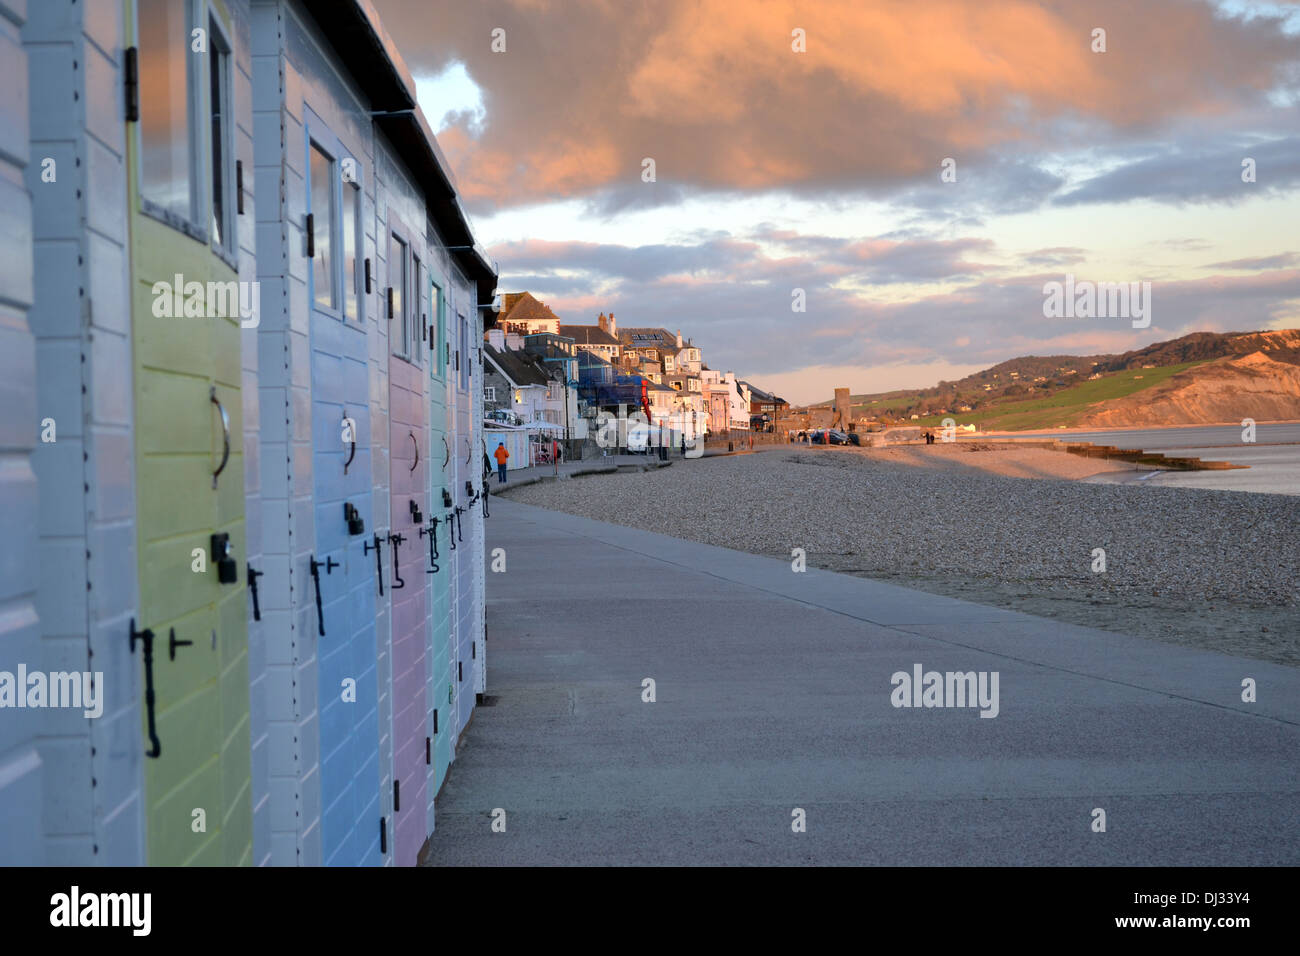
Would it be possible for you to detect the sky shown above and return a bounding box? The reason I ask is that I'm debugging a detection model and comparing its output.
[374,0,1300,405]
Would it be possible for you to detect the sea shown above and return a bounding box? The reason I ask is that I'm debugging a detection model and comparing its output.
[993,423,1300,495]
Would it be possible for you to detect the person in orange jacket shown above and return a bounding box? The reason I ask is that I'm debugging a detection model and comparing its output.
[494,441,510,483]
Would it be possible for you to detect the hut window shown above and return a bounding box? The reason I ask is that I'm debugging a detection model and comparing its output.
[309,143,336,310]
[431,281,444,379]
[208,12,234,253]
[138,0,197,224]
[412,256,423,362]
[342,181,360,320]
[390,233,408,355]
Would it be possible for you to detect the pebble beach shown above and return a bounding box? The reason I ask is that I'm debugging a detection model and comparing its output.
[503,445,1300,665]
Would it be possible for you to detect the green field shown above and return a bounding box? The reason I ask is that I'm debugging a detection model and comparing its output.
[904,361,1208,431]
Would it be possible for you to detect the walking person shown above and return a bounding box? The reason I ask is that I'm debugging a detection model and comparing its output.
[494,441,510,483]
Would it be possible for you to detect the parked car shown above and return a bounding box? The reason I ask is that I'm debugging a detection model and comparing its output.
[826,429,850,445]
[845,431,862,446]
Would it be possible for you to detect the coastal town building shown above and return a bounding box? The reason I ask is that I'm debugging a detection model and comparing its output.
[498,291,562,336]
[484,337,567,434]
[741,382,790,432]
[560,316,621,364]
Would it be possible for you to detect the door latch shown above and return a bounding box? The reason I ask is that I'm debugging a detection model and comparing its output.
[129,618,162,758]
[441,488,452,509]
[388,533,406,590]
[309,555,338,637]
[424,516,440,574]
[409,499,422,525]
[364,533,384,596]
[168,627,193,661]
[247,564,263,621]
[211,532,238,584]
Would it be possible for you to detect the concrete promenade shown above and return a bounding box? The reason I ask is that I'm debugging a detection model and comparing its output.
[423,498,1300,865]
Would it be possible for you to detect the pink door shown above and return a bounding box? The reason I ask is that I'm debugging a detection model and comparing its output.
[387,229,429,865]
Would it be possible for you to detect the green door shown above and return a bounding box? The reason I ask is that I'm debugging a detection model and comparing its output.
[127,0,252,865]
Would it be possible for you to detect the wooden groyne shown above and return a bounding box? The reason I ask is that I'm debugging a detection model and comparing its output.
[983,438,1248,471]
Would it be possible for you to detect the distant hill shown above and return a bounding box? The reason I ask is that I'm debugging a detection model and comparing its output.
[816,330,1300,429]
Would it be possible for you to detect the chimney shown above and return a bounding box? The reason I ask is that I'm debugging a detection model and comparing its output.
[608,313,616,338]
[676,329,683,348]
[505,331,524,350]
[487,328,505,350]
[597,312,608,333]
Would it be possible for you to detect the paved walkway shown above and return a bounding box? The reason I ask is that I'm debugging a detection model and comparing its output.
[424,498,1300,865]
[489,453,674,492]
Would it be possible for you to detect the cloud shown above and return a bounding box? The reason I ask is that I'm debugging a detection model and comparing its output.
[1054,135,1300,206]
[1024,247,1089,267]
[490,229,1300,399]
[374,0,1300,212]
[1203,252,1300,269]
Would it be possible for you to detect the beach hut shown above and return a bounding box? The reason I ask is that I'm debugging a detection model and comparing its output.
[13,0,262,866]
[3,0,492,868]
[2,0,43,864]
[124,0,259,866]
[250,0,494,866]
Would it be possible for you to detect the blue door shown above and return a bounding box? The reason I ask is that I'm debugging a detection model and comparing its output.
[305,109,382,866]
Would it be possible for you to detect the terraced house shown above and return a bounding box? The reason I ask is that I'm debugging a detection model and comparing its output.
[1,0,496,866]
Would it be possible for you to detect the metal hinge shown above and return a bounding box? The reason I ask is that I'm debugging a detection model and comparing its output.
[124,47,139,123]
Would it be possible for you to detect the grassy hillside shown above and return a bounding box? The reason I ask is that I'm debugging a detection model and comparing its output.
[909,362,1208,430]
[811,330,1300,425]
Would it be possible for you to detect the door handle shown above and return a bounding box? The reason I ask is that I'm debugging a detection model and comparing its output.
[442,435,449,468]
[129,619,162,759]
[464,436,471,464]
[344,411,356,475]
[409,431,419,473]
[211,386,230,489]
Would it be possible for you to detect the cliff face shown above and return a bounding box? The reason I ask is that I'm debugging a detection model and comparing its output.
[1078,350,1300,427]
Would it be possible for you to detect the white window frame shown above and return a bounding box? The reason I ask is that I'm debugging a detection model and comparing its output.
[134,0,205,239]
[205,8,236,260]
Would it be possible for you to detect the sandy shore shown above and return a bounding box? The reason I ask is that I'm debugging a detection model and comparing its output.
[504,447,1300,665]
[836,442,1138,480]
